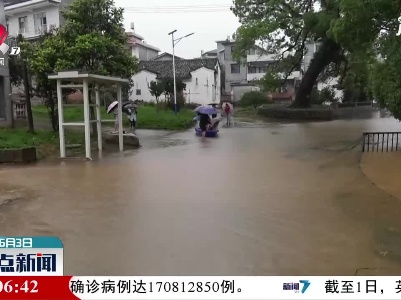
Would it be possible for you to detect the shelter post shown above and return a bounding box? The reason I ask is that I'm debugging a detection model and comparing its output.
[95,84,102,150]
[83,79,91,159]
[57,80,65,158]
[116,83,123,151]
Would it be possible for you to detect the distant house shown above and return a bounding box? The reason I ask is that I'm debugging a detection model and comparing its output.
[201,49,218,58]
[4,0,73,40]
[131,58,221,105]
[150,52,184,61]
[126,23,160,61]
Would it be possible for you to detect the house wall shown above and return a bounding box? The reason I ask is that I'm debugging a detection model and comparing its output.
[215,64,221,103]
[137,46,159,61]
[131,47,140,59]
[6,5,60,38]
[184,67,218,106]
[130,70,157,102]
[131,67,220,105]
[303,42,319,72]
[223,43,248,93]
[231,85,254,102]
[131,46,159,61]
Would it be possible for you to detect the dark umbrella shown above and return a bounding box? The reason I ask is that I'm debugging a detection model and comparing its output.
[122,101,137,114]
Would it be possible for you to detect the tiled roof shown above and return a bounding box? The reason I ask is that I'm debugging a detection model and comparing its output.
[150,52,183,60]
[138,58,219,79]
[204,49,217,54]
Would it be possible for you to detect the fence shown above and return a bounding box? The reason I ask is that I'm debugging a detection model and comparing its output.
[13,101,26,119]
[362,132,401,152]
[338,101,374,108]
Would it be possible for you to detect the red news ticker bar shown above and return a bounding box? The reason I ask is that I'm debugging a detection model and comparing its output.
[0,276,78,300]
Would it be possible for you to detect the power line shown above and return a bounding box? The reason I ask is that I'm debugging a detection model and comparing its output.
[123,4,232,13]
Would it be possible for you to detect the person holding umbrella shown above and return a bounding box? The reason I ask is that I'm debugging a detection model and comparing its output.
[223,102,233,126]
[119,101,138,133]
[194,105,218,139]
[198,113,211,139]
[107,101,120,133]
[127,106,138,132]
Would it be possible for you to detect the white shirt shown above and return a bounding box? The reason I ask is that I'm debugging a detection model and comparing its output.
[127,109,137,121]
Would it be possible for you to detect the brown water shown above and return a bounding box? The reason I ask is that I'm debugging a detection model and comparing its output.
[1,117,401,275]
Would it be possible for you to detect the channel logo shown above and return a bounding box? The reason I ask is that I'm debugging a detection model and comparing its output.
[283,280,311,293]
[0,24,20,55]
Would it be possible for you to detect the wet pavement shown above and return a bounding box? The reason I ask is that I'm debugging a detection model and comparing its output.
[1,116,401,275]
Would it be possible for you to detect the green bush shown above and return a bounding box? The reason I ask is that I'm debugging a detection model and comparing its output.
[319,87,338,103]
[311,87,337,105]
[239,91,271,108]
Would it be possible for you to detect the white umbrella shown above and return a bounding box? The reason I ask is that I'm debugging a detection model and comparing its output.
[107,101,118,114]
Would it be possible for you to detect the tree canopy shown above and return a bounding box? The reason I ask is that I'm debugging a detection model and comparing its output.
[26,0,138,90]
[231,0,400,108]
[21,0,138,130]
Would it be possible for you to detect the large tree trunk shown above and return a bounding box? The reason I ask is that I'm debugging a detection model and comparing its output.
[292,39,342,108]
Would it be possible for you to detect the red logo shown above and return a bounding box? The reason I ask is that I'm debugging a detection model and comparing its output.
[0,24,9,46]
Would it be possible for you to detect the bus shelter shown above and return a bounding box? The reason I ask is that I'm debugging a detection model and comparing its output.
[48,71,129,160]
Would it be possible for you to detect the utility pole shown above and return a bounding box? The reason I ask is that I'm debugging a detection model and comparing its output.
[168,29,194,115]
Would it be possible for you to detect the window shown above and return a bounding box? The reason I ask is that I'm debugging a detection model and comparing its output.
[231,46,235,53]
[230,63,240,73]
[34,12,47,34]
[248,66,257,74]
[5,18,9,32]
[257,67,267,73]
[18,16,27,33]
[136,89,141,95]
[195,78,198,85]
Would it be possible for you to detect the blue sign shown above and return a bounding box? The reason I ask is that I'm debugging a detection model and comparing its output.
[0,236,63,248]
[0,236,64,275]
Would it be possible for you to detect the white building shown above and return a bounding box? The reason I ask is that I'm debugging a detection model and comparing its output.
[131,58,221,106]
[215,37,302,102]
[4,0,72,40]
[126,22,160,61]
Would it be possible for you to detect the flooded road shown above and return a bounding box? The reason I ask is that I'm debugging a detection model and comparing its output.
[1,117,401,275]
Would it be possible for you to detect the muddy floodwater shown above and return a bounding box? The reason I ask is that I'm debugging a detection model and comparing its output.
[1,115,401,275]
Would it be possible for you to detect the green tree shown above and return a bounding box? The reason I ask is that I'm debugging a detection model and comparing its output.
[148,81,164,111]
[25,0,138,131]
[161,78,186,108]
[231,0,374,108]
[370,35,401,119]
[9,56,23,86]
[239,91,271,108]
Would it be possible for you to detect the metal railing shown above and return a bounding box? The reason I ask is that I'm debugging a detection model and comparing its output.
[362,132,401,152]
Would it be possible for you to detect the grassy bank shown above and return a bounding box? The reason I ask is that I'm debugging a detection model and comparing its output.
[234,106,262,122]
[0,105,194,160]
[32,105,194,130]
[0,128,84,159]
